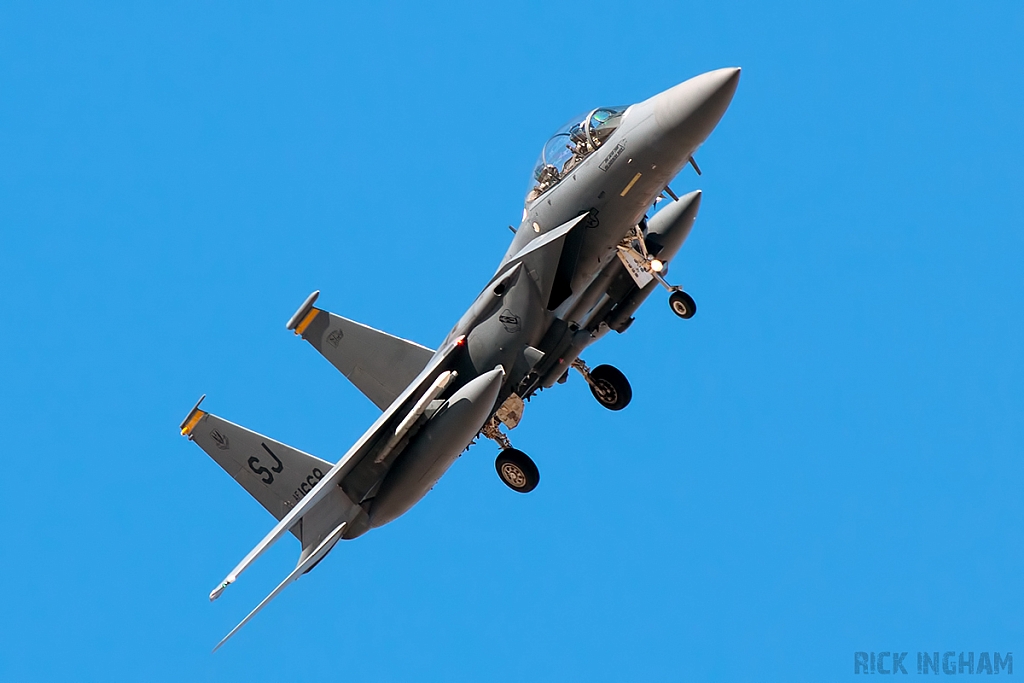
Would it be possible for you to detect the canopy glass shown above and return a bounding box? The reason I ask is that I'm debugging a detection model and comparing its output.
[526,106,628,204]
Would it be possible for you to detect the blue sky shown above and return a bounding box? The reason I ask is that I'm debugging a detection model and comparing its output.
[1,2,1022,680]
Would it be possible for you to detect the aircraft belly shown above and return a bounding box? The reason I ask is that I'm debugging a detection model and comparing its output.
[369,366,504,528]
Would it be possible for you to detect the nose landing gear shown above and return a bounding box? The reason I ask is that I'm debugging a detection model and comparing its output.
[572,358,632,411]
[668,290,696,319]
[617,224,698,320]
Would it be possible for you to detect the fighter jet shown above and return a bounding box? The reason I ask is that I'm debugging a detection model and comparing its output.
[180,67,740,648]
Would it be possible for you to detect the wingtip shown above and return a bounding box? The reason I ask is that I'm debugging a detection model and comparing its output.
[209,577,233,601]
[212,630,235,653]
[212,641,226,653]
[209,521,348,652]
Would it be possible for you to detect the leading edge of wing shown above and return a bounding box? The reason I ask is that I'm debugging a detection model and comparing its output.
[207,334,467,602]
[213,521,348,652]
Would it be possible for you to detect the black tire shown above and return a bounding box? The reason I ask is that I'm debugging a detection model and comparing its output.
[588,364,632,411]
[669,291,696,319]
[495,449,539,493]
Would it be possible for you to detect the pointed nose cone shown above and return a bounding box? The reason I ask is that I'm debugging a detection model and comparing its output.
[650,67,740,150]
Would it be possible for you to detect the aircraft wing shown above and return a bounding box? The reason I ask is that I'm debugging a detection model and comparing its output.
[205,333,466,603]
[286,291,435,410]
[212,520,348,652]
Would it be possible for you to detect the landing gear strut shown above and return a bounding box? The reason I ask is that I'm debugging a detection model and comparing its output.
[481,416,513,450]
[617,224,698,320]
[572,358,632,411]
[482,396,539,493]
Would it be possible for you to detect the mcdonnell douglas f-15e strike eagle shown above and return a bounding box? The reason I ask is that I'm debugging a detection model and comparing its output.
[180,67,740,648]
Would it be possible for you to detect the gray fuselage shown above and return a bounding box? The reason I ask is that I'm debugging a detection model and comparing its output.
[366,68,740,531]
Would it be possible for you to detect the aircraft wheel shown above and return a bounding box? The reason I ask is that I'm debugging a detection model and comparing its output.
[588,364,632,411]
[669,291,696,319]
[495,449,539,493]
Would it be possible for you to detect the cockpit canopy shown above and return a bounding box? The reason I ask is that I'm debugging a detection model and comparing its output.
[526,105,628,204]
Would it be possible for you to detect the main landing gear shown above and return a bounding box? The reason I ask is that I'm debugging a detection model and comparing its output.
[617,224,697,320]
[572,358,632,411]
[494,448,539,493]
[483,395,540,493]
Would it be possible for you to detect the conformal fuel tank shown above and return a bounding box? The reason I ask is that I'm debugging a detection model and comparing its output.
[369,366,505,527]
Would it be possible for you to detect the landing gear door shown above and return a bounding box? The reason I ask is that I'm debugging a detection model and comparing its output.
[617,249,654,289]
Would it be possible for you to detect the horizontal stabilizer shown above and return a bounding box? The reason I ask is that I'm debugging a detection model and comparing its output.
[181,399,335,540]
[288,291,435,410]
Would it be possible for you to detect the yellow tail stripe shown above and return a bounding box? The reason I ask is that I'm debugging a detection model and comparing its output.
[181,410,206,437]
[294,308,320,336]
